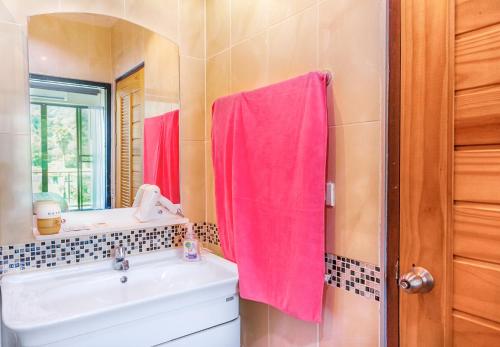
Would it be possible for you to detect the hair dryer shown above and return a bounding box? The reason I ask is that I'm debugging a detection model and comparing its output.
[133,184,184,222]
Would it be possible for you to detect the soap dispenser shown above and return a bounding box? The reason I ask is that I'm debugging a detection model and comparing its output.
[183,223,201,261]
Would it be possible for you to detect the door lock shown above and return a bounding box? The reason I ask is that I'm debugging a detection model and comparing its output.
[398,266,434,294]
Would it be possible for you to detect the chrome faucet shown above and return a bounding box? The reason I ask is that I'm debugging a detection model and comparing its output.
[113,245,129,271]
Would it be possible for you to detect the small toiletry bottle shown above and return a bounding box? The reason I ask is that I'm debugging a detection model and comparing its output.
[183,223,201,261]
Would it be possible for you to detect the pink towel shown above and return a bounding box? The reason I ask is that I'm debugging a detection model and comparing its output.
[143,110,180,203]
[212,72,328,322]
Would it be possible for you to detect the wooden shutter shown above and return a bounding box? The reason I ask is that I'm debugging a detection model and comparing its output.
[115,67,144,207]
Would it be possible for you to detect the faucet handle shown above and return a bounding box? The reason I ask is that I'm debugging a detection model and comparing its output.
[114,244,126,259]
[121,259,130,271]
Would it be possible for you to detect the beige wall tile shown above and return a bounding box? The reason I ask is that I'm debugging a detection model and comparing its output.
[0,1,15,22]
[180,140,206,222]
[0,22,29,135]
[2,0,60,24]
[326,122,381,265]
[269,307,317,347]
[204,242,223,256]
[110,19,126,77]
[179,56,204,141]
[144,31,180,100]
[230,32,268,93]
[0,24,31,248]
[230,0,268,44]
[111,19,145,79]
[59,0,125,18]
[319,0,386,126]
[267,0,316,25]
[241,300,269,347]
[206,0,229,57]
[124,0,178,42]
[0,133,34,245]
[180,0,204,59]
[206,50,229,138]
[56,20,91,79]
[144,95,179,119]
[205,141,216,224]
[87,24,113,82]
[268,6,317,84]
[28,15,113,83]
[320,286,380,347]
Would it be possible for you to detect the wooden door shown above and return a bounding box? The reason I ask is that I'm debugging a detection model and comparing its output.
[399,0,500,346]
[115,67,144,208]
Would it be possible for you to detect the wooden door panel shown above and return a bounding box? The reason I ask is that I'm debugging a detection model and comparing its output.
[455,23,500,91]
[132,138,143,156]
[455,150,500,203]
[453,311,500,347]
[132,155,142,171]
[456,0,500,35]
[132,121,142,140]
[399,0,452,345]
[455,85,500,146]
[453,258,500,323]
[132,91,142,106]
[400,1,500,346]
[454,203,500,264]
[132,104,142,120]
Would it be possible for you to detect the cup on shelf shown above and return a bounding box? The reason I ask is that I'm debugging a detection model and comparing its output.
[34,200,62,235]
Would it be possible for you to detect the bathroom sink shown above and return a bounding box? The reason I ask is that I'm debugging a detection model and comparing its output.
[1,249,239,347]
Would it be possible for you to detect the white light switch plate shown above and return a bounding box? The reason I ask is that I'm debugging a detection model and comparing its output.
[326,182,335,207]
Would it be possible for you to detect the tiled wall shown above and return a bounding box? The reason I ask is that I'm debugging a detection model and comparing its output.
[28,14,113,83]
[0,0,207,244]
[205,1,387,346]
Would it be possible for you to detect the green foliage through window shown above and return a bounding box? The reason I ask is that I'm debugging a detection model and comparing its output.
[30,78,108,211]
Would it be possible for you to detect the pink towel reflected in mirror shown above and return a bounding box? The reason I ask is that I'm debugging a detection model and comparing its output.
[143,110,180,204]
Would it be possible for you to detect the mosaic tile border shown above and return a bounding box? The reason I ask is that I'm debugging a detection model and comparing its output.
[325,253,381,301]
[204,223,220,246]
[0,223,206,275]
[204,223,382,302]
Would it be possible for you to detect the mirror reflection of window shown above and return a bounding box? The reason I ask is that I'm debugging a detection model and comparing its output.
[27,13,181,220]
[30,77,111,211]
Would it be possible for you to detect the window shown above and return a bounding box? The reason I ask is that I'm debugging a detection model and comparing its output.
[30,75,111,211]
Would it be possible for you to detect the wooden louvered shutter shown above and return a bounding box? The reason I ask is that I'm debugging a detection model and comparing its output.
[115,67,144,207]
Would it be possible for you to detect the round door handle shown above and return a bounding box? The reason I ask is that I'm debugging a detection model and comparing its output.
[398,266,434,294]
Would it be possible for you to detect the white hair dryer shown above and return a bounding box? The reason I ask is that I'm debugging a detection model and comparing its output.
[133,184,184,222]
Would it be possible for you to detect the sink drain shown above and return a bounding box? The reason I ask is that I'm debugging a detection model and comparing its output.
[120,276,128,284]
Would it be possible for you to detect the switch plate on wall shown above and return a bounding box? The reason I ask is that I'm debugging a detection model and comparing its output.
[326,182,335,207]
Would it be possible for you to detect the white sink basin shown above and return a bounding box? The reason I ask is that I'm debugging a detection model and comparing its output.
[1,249,239,347]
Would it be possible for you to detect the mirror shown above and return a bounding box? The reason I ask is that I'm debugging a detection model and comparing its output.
[27,13,181,235]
